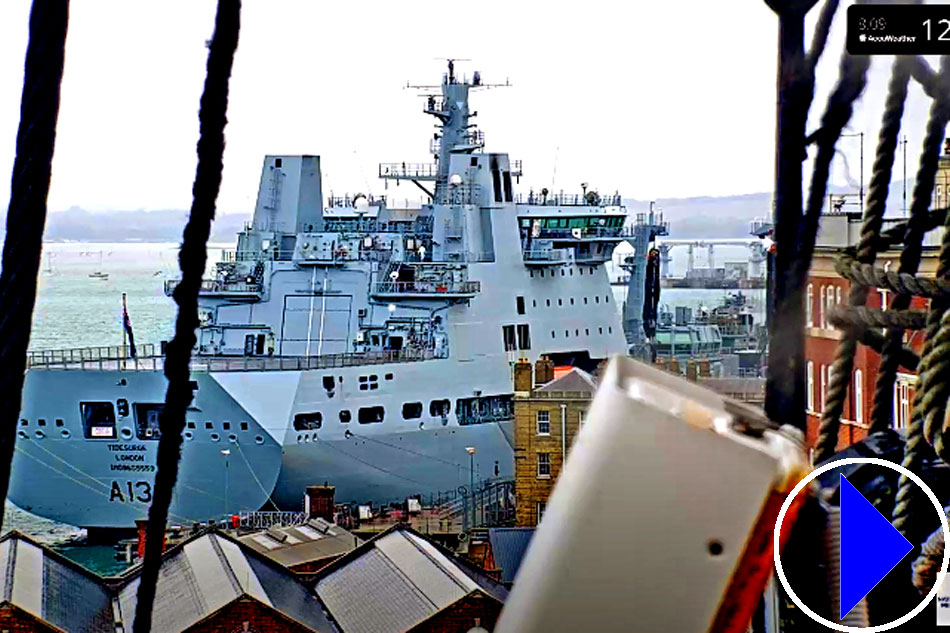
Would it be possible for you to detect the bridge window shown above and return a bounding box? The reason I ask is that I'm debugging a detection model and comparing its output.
[516,296,525,315]
[430,399,451,417]
[402,402,423,420]
[558,298,563,306]
[502,325,516,352]
[546,299,551,307]
[134,403,163,440]
[584,297,588,305]
[294,412,323,430]
[81,402,116,439]
[38,419,46,427]
[358,406,385,424]
[517,324,531,350]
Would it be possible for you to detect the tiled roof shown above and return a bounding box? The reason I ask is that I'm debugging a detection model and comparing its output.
[0,531,115,633]
[314,526,506,633]
[117,530,336,632]
[487,528,535,585]
[536,367,597,394]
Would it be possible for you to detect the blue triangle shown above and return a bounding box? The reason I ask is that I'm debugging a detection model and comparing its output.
[840,474,913,619]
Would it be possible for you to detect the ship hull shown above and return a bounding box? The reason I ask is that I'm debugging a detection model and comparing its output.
[10,369,283,529]
[273,421,514,509]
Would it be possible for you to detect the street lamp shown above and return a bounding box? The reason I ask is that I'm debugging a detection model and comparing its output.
[466,447,476,529]
[221,449,231,519]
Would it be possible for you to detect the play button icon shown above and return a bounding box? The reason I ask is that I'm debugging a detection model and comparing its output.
[840,474,914,619]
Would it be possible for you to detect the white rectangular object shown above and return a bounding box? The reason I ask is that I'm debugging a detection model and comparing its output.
[497,356,807,633]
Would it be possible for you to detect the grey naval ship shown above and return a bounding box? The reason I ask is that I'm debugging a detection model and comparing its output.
[13,63,636,529]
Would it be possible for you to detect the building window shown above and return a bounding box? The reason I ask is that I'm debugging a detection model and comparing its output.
[826,288,835,327]
[806,361,815,412]
[854,369,864,425]
[895,382,911,430]
[537,410,551,435]
[820,365,827,413]
[537,452,551,478]
[819,286,826,328]
[537,501,546,524]
[806,284,813,327]
[502,325,516,352]
[517,324,532,350]
[836,286,843,305]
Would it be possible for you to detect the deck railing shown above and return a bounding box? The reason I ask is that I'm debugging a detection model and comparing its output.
[372,280,481,295]
[27,348,440,372]
[164,278,263,296]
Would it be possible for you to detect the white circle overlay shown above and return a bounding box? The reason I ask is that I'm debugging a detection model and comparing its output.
[773,457,950,632]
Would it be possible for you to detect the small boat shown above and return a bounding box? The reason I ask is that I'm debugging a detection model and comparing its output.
[89,251,108,279]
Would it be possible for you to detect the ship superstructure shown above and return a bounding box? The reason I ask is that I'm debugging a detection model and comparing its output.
[13,63,630,529]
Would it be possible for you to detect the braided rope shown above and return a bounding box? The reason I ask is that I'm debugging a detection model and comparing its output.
[131,2,240,631]
[813,54,908,462]
[0,0,69,536]
[891,55,950,540]
[912,521,945,595]
[834,252,950,299]
[827,306,927,330]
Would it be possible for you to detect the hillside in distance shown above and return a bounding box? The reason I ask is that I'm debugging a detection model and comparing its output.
[21,181,916,243]
[38,207,250,243]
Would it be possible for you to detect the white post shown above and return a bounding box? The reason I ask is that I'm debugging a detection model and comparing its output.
[317,270,329,356]
[305,267,317,357]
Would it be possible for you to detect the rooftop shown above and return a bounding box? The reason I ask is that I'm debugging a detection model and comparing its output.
[314,525,507,633]
[237,518,362,570]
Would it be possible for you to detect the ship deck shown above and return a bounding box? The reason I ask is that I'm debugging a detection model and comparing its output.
[27,344,439,372]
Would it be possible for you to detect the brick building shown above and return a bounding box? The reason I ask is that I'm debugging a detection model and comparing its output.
[804,151,950,453]
[512,359,595,526]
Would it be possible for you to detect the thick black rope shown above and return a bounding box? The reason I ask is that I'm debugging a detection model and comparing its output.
[891,56,950,540]
[835,251,950,299]
[131,2,240,632]
[814,57,912,463]
[0,0,69,536]
[828,306,927,330]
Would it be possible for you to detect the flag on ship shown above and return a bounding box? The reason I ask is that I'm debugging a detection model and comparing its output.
[122,293,137,358]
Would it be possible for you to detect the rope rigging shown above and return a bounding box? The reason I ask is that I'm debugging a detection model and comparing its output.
[0,0,69,537]
[131,2,241,632]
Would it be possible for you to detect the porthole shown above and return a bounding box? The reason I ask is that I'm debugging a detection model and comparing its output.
[210,433,220,442]
[60,430,70,439]
[255,435,265,444]
[297,435,302,443]
[19,419,27,427]
[34,430,45,439]
[184,431,194,441]
[120,428,133,440]
[17,431,27,439]
[240,422,248,431]
[228,434,237,443]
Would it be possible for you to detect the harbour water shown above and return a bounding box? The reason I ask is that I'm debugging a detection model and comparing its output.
[11,242,765,547]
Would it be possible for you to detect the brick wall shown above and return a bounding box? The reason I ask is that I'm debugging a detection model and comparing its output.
[805,253,931,454]
[183,595,318,633]
[405,591,504,633]
[0,605,62,633]
[514,394,590,526]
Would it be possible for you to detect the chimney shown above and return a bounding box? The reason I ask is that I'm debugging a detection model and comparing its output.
[305,485,336,521]
[136,519,167,560]
[534,356,555,386]
[514,358,533,393]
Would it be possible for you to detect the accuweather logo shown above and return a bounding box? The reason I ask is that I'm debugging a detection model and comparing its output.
[863,34,917,43]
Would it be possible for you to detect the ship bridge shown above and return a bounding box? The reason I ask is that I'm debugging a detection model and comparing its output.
[517,191,628,265]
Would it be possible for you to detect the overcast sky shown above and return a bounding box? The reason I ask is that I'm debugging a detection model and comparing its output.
[0,1,937,215]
